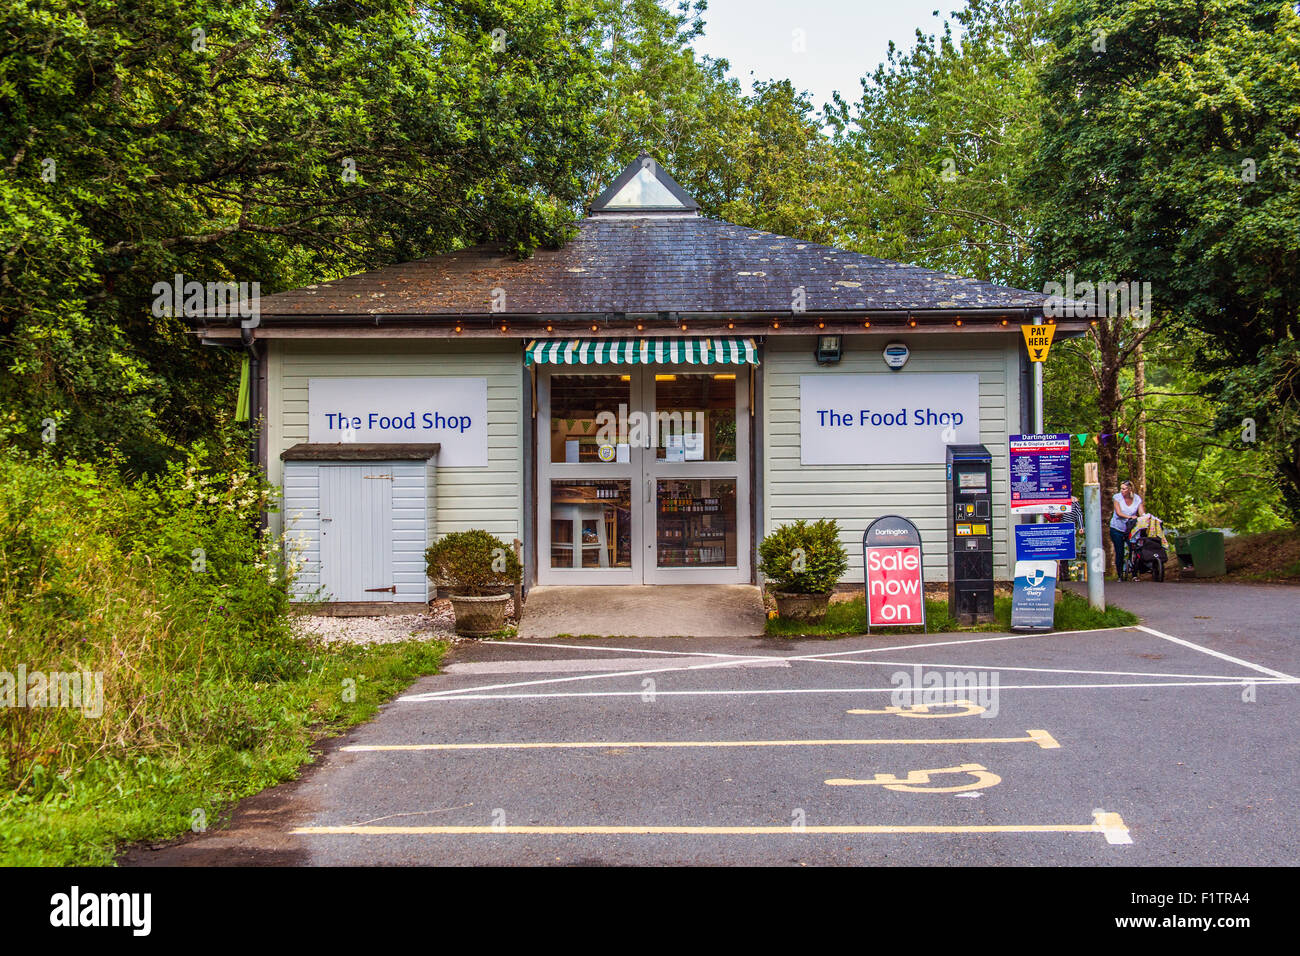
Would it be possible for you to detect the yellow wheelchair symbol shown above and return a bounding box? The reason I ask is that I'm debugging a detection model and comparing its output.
[825,762,1001,793]
[846,700,986,718]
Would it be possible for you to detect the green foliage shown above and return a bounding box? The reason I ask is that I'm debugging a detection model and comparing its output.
[1030,0,1300,517]
[0,449,447,864]
[757,519,849,594]
[425,529,522,596]
[828,0,1052,287]
[0,637,446,866]
[1045,331,1292,531]
[765,590,1137,637]
[1,0,610,469]
[0,449,294,788]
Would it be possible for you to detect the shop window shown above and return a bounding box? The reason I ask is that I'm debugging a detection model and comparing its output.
[550,480,632,569]
[549,374,630,464]
[654,374,736,461]
[655,478,736,567]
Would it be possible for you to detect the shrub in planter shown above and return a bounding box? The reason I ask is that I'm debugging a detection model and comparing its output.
[757,519,849,622]
[425,530,522,636]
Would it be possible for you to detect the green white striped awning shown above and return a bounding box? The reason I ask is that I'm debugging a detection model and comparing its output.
[524,337,759,366]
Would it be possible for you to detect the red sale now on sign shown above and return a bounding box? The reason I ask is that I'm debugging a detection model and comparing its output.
[866,546,924,627]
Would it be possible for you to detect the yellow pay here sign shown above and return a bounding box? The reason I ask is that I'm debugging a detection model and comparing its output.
[1021,323,1056,363]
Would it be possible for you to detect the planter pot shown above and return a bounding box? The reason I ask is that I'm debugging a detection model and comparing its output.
[772,591,831,622]
[447,592,512,636]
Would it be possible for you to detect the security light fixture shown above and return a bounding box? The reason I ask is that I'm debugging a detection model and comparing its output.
[815,335,843,365]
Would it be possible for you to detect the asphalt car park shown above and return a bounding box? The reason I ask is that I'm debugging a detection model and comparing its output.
[131,583,1300,867]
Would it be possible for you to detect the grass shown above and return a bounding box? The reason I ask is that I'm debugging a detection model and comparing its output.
[765,589,1138,638]
[0,635,447,866]
[0,452,455,866]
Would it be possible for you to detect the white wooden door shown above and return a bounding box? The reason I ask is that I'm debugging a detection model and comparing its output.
[642,366,750,584]
[320,464,395,601]
[536,365,750,585]
[536,370,642,584]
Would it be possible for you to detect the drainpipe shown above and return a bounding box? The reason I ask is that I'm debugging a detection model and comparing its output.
[240,325,260,470]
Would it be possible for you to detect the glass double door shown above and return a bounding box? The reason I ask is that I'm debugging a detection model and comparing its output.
[537,364,750,584]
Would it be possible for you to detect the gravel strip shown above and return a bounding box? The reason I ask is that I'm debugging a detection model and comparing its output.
[292,599,516,646]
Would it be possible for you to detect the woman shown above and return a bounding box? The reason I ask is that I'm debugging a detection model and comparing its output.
[1109,480,1146,580]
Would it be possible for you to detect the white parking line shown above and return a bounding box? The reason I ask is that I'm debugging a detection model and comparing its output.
[291,809,1133,844]
[1135,625,1298,681]
[400,677,1292,702]
[806,658,1261,681]
[412,625,1290,702]
[402,651,808,701]
[444,656,790,675]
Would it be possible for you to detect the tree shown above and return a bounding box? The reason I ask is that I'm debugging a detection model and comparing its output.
[582,2,844,243]
[1,0,610,469]
[1029,0,1300,518]
[827,0,1053,289]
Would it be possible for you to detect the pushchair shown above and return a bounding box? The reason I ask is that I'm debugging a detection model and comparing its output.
[1122,514,1168,582]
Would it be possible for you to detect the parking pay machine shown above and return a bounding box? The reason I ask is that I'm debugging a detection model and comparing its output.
[946,444,995,624]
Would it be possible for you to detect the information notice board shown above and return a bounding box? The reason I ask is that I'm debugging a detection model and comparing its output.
[1009,433,1072,514]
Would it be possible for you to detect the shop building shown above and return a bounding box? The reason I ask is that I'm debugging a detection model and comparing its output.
[199,155,1083,606]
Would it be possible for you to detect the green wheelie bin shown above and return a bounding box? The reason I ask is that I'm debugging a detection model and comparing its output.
[1172,530,1226,577]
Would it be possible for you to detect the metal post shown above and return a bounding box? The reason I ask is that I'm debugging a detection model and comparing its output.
[1033,361,1043,434]
[1084,465,1105,611]
[1033,356,1045,532]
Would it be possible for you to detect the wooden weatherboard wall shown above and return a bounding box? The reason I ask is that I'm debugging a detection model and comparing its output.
[265,339,524,548]
[762,334,1022,583]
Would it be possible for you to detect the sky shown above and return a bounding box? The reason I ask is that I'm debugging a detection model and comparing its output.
[689,0,968,113]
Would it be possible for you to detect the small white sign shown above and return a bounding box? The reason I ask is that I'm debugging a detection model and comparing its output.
[308,377,488,467]
[800,373,980,464]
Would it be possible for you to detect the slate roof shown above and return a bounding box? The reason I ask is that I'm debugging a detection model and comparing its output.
[249,214,1047,320]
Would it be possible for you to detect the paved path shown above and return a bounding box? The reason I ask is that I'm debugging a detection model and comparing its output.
[123,580,1299,866]
[517,584,767,638]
